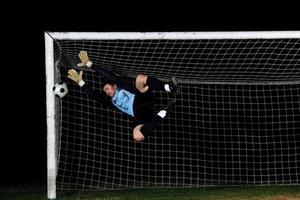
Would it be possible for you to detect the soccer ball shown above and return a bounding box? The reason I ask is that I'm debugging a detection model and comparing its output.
[53,82,68,98]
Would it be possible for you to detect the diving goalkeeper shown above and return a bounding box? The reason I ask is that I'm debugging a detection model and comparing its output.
[68,51,179,142]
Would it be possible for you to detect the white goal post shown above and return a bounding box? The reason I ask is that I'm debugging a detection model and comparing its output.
[45,31,300,199]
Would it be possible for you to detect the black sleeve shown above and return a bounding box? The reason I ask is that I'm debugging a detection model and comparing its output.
[92,65,133,92]
[81,83,111,107]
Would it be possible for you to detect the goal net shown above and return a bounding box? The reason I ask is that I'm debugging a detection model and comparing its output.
[45,32,300,197]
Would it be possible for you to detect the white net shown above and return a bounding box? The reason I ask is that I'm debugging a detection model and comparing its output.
[53,35,300,190]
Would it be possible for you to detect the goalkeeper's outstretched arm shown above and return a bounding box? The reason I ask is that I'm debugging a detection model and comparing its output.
[77,51,132,91]
[67,69,110,106]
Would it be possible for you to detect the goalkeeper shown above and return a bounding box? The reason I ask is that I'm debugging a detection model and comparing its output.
[68,51,179,142]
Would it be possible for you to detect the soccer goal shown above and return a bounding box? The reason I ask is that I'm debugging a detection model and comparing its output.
[45,32,300,199]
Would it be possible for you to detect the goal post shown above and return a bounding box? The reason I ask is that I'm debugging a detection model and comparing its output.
[45,33,57,199]
[45,31,300,199]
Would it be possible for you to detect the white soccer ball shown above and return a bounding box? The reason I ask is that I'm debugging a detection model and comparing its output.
[53,82,68,98]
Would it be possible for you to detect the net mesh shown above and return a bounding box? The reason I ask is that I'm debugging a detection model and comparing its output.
[54,38,300,190]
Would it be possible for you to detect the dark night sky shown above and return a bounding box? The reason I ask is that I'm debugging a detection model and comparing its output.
[1,4,299,187]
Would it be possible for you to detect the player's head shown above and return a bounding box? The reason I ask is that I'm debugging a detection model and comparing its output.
[103,82,117,97]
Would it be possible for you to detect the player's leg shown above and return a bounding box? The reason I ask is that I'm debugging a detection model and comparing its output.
[135,74,179,93]
[133,124,145,142]
[132,98,154,142]
[138,110,168,138]
[133,115,161,142]
[135,100,176,140]
[135,74,149,93]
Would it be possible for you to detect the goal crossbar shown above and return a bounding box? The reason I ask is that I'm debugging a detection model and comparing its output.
[47,31,300,40]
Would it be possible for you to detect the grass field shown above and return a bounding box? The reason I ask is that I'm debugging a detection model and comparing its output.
[1,185,300,200]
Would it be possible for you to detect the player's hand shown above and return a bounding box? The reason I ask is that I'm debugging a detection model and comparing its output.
[67,69,83,85]
[77,51,93,68]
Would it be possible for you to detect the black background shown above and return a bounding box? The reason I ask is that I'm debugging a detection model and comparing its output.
[1,3,299,188]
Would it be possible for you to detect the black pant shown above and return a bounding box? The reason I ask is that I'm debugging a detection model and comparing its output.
[133,89,155,127]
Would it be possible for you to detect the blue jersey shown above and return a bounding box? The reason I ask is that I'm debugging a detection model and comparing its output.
[111,88,135,117]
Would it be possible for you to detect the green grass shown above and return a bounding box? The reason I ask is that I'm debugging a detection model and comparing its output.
[1,185,300,200]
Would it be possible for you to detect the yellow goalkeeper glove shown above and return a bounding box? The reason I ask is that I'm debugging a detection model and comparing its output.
[77,51,93,67]
[67,69,83,85]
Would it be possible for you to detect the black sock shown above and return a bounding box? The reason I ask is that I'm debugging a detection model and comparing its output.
[140,115,162,137]
[146,76,166,91]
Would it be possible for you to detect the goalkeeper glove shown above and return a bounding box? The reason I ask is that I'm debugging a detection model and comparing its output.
[67,69,83,85]
[77,51,93,67]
